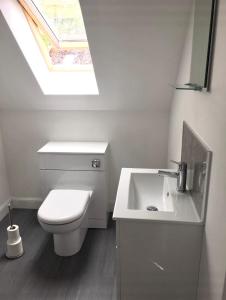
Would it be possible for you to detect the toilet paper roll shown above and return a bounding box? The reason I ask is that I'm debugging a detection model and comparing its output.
[6,237,24,258]
[6,225,24,258]
[7,225,20,243]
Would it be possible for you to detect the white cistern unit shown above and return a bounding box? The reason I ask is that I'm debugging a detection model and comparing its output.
[37,142,109,256]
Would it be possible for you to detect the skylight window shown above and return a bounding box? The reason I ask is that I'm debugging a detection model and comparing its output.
[18,0,94,71]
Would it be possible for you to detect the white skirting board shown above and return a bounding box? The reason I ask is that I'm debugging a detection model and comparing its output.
[11,197,43,209]
[0,200,11,221]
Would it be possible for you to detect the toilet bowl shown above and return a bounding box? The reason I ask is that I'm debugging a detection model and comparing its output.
[38,189,92,256]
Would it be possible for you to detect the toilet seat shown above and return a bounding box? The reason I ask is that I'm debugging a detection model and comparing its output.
[38,189,92,225]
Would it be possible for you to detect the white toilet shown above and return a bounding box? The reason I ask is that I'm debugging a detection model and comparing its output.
[38,189,92,256]
[37,141,109,256]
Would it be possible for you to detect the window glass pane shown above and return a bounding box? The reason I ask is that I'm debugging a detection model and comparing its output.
[31,0,87,41]
[50,48,92,66]
[36,23,92,68]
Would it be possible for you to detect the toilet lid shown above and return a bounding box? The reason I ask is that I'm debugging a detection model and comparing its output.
[38,189,92,225]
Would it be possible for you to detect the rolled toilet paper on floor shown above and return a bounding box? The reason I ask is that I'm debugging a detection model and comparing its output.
[7,225,20,243]
[6,225,24,258]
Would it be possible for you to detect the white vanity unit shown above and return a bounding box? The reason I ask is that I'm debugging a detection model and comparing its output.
[38,141,109,228]
[113,168,205,300]
[113,122,212,300]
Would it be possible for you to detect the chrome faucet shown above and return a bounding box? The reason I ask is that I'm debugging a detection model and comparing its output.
[158,160,187,192]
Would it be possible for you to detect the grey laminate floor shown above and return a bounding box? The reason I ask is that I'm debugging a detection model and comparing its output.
[0,210,116,300]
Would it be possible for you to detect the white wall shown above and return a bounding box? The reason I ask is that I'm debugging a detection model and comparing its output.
[168,0,226,299]
[0,120,10,219]
[0,110,169,208]
[0,0,192,208]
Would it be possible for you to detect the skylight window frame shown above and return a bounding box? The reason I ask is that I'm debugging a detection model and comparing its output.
[18,0,59,46]
[18,0,93,72]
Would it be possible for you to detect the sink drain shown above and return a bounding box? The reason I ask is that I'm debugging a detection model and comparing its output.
[146,205,158,211]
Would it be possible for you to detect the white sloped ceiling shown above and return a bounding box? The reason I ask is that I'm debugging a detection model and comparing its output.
[0,0,192,111]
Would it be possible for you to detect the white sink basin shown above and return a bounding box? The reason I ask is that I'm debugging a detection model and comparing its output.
[113,168,201,223]
[128,173,173,212]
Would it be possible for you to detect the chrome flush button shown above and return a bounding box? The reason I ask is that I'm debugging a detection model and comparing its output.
[92,159,101,168]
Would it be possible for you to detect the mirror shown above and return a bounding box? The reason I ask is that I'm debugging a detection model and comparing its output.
[176,0,217,91]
